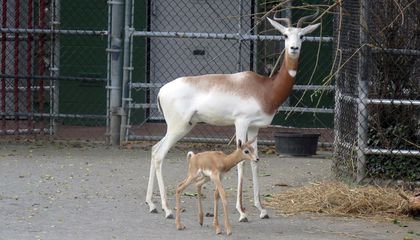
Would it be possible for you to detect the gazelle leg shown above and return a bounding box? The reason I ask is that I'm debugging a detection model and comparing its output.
[147,123,194,219]
[248,127,269,219]
[236,161,247,222]
[145,140,164,213]
[235,121,248,222]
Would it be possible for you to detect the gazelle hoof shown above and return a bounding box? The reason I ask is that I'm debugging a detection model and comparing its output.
[260,209,269,219]
[165,211,174,219]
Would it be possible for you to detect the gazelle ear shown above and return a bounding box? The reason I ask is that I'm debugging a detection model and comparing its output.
[237,139,243,148]
[301,23,320,35]
[267,18,287,35]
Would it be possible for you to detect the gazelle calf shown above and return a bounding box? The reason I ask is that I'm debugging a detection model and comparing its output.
[146,10,320,221]
[175,139,258,236]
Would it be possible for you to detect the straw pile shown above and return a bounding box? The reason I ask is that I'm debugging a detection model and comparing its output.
[264,182,411,220]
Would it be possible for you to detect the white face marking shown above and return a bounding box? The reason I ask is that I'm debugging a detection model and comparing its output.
[283,27,304,58]
[288,70,297,77]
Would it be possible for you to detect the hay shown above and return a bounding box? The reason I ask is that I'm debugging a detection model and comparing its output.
[264,182,410,220]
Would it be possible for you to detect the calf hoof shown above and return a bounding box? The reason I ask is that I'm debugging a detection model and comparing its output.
[176,224,186,230]
[214,225,222,235]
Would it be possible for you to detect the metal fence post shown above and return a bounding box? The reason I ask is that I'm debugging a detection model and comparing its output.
[51,0,60,135]
[119,0,134,144]
[107,0,124,145]
[356,0,369,183]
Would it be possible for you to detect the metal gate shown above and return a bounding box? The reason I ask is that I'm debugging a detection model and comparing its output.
[1,0,109,140]
[0,0,58,135]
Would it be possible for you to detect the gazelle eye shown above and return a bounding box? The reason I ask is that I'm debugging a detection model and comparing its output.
[244,150,249,154]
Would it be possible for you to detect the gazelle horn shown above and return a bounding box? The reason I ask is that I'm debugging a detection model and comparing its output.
[297,8,319,28]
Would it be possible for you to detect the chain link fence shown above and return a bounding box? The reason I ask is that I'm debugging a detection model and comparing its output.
[333,0,420,183]
[0,1,335,144]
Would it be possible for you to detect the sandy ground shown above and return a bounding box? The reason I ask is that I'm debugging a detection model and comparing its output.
[0,141,419,240]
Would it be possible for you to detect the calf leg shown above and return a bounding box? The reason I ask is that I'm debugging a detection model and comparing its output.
[213,176,232,235]
[196,177,207,226]
[213,188,221,235]
[175,176,194,230]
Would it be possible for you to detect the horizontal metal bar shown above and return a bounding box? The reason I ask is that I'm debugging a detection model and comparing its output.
[107,0,124,5]
[366,99,420,106]
[0,128,50,135]
[4,86,53,92]
[337,93,420,106]
[129,103,157,109]
[0,74,106,82]
[372,47,420,56]
[130,82,334,91]
[278,106,334,113]
[363,148,420,156]
[0,112,106,119]
[0,27,108,36]
[133,30,333,42]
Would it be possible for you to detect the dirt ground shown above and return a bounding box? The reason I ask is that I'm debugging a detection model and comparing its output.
[1,141,419,240]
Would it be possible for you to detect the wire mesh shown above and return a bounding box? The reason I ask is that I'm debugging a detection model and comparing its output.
[333,0,420,182]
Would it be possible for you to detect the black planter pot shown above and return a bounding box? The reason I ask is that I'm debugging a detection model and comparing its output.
[274,132,320,156]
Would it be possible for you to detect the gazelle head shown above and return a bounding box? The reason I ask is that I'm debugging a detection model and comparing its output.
[267,9,320,59]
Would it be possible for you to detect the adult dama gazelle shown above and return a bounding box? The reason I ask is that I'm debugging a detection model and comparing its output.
[146,10,320,222]
[175,139,258,235]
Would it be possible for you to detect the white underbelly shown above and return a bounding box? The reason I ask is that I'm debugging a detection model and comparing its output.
[190,95,273,127]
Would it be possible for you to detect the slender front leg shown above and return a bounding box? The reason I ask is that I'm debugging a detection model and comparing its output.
[248,128,269,219]
[236,161,247,222]
[234,121,249,222]
[250,160,268,219]
[213,176,232,236]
